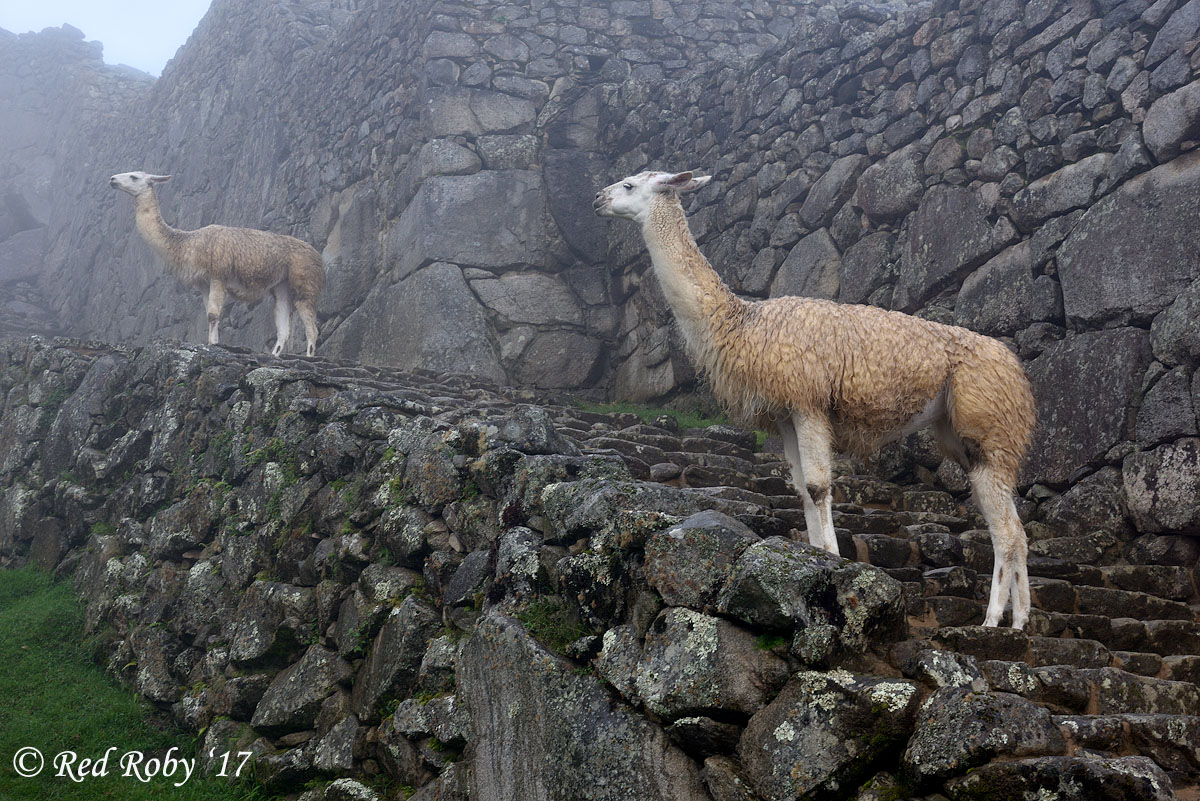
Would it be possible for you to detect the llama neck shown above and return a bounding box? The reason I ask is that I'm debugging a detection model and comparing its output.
[133,188,184,263]
[641,197,742,365]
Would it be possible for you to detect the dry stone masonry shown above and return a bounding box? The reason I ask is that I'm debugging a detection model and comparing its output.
[0,337,1197,801]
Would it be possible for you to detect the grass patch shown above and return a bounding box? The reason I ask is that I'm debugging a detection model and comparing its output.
[0,567,266,800]
[572,399,770,449]
[515,598,589,654]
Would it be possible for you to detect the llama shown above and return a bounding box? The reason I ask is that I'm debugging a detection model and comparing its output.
[594,170,1037,629]
[109,171,325,357]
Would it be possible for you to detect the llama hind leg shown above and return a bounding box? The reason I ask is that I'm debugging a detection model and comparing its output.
[271,284,292,356]
[295,297,319,357]
[970,464,1029,629]
[779,415,839,555]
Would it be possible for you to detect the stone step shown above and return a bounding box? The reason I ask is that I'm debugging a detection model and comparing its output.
[1029,636,1112,669]
[1099,564,1198,602]
[1075,586,1195,621]
[1054,714,1200,784]
[980,660,1200,716]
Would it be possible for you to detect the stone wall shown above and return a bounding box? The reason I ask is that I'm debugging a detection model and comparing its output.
[1,337,1197,801]
[3,0,1200,494]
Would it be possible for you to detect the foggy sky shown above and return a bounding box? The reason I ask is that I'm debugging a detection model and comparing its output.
[0,0,212,77]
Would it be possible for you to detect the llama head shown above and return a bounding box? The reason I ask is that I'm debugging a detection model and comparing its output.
[594,170,711,223]
[109,171,172,197]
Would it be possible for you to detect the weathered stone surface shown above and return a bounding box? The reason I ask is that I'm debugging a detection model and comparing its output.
[1010,154,1111,230]
[770,227,841,300]
[903,688,1067,783]
[856,144,925,223]
[251,646,352,733]
[351,596,440,723]
[739,671,921,800]
[421,88,536,138]
[644,510,760,610]
[459,613,710,801]
[1123,438,1200,534]
[386,171,557,279]
[0,226,47,285]
[953,241,1037,336]
[896,185,1002,309]
[838,231,894,305]
[633,607,789,718]
[1144,80,1200,161]
[1038,467,1129,538]
[470,272,583,326]
[322,263,504,381]
[1058,151,1200,326]
[1025,328,1152,485]
[944,755,1175,801]
[800,154,869,229]
[1150,276,1200,367]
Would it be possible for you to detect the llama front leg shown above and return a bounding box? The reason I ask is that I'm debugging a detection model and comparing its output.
[970,464,1030,629]
[271,284,293,356]
[779,414,839,555]
[206,281,226,345]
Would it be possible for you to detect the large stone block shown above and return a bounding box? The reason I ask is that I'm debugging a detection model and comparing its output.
[1025,328,1151,486]
[385,170,559,279]
[421,88,536,138]
[954,241,1036,336]
[1058,150,1200,326]
[800,154,868,229]
[321,262,504,382]
[896,185,1005,309]
[855,144,925,223]
[1144,79,1200,161]
[0,226,46,285]
[459,613,710,801]
[1123,438,1200,534]
[1009,153,1111,231]
[770,228,840,300]
[469,272,583,326]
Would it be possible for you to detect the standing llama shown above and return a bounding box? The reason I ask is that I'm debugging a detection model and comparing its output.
[594,170,1037,629]
[110,172,325,357]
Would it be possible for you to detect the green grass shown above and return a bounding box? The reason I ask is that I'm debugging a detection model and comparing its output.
[572,399,770,449]
[0,567,267,800]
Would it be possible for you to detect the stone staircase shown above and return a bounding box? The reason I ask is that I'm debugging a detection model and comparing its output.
[536,408,1200,796]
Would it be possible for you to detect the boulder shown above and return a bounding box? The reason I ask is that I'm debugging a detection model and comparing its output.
[770,228,841,300]
[953,241,1037,336]
[944,755,1175,801]
[633,608,789,718]
[1150,276,1200,367]
[459,613,710,801]
[1058,151,1200,326]
[351,596,440,723]
[1024,328,1151,486]
[1123,438,1200,534]
[896,185,1005,309]
[738,671,921,800]
[322,263,504,382]
[800,154,868,229]
[1009,153,1111,230]
[251,646,352,734]
[838,231,894,305]
[903,688,1067,783]
[856,144,925,223]
[644,510,760,611]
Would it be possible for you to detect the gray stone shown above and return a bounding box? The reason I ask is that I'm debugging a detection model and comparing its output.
[422,31,479,59]
[1137,367,1198,444]
[944,756,1175,801]
[470,272,583,326]
[1146,0,1200,66]
[543,148,610,263]
[1010,153,1111,231]
[739,671,920,800]
[903,688,1067,782]
[1025,328,1151,486]
[838,231,894,305]
[386,170,558,278]
[1123,438,1200,534]
[1143,79,1200,161]
[460,613,710,801]
[633,608,789,718]
[422,88,536,138]
[770,228,841,300]
[322,263,504,382]
[0,226,46,285]
[1058,152,1200,326]
[1038,467,1130,538]
[644,510,760,611]
[351,596,440,723]
[511,331,603,389]
[856,144,925,223]
[1150,276,1200,367]
[800,154,869,229]
[896,185,1003,310]
[251,646,352,733]
[953,241,1036,336]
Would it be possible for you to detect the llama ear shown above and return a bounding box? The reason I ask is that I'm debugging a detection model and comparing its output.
[659,171,710,193]
[149,174,172,183]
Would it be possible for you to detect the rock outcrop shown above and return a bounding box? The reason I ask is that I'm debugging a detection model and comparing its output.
[1,336,1197,801]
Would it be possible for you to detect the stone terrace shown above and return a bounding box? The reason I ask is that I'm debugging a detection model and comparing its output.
[0,336,1196,800]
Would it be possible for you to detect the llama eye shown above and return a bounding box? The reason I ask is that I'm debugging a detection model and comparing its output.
[623,183,633,190]
[132,175,140,181]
